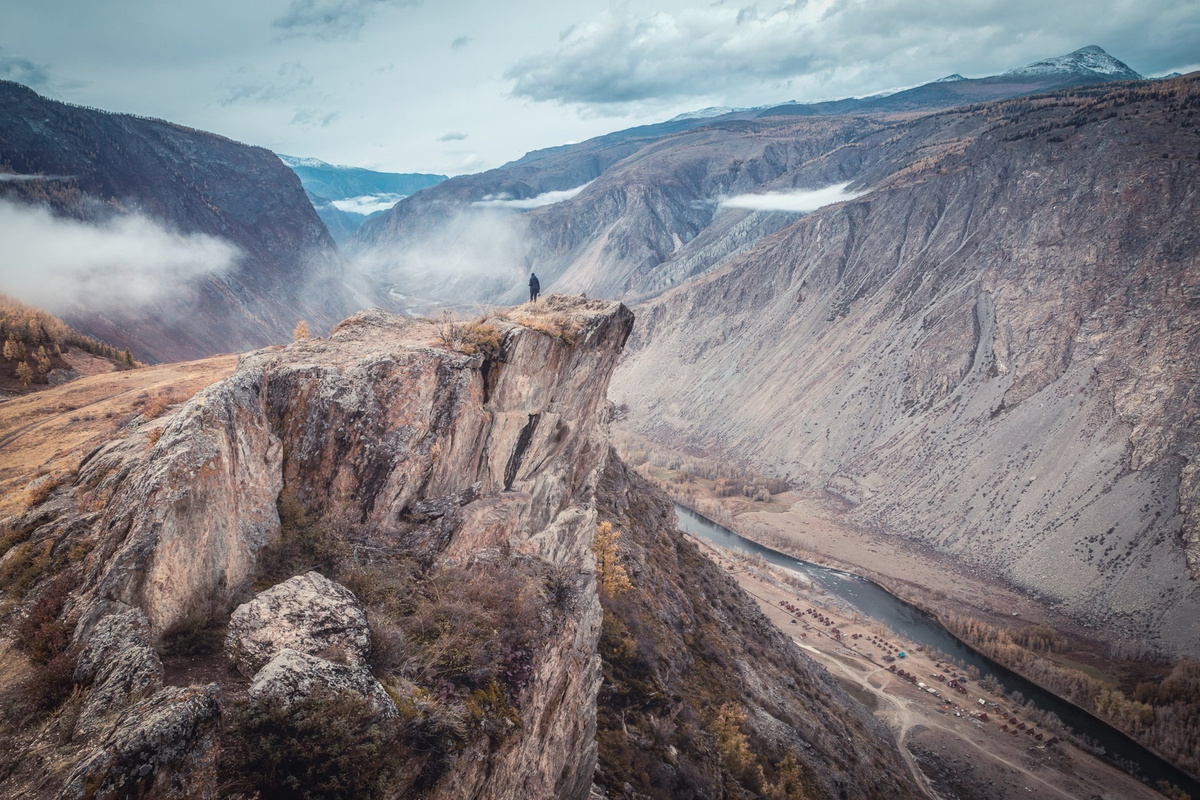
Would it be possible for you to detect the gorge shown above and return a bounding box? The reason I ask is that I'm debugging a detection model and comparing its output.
[2,41,1198,800]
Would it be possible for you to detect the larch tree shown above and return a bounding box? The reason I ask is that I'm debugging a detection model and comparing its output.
[593,521,633,595]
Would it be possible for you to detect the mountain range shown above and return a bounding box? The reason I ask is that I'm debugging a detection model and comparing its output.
[348,47,1156,307]
[278,154,445,244]
[348,46,1200,659]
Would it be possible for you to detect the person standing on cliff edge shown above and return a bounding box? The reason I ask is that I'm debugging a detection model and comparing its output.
[529,272,540,303]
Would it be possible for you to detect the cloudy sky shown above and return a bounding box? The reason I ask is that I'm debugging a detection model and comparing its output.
[2,0,1197,176]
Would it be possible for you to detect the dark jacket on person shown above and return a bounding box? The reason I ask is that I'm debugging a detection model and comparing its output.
[529,274,540,293]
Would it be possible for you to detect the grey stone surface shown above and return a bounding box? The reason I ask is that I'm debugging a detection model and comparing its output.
[73,609,164,735]
[225,570,372,677]
[249,647,397,718]
[58,684,222,800]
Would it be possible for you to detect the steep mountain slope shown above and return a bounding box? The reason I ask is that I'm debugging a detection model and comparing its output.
[0,81,353,362]
[592,455,922,799]
[612,77,1200,658]
[351,47,1151,307]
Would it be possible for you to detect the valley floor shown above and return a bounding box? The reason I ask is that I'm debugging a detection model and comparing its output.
[693,536,1166,800]
[731,489,1081,638]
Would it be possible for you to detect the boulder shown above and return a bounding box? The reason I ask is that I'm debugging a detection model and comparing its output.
[249,647,397,718]
[58,683,222,800]
[225,571,371,677]
[73,609,164,735]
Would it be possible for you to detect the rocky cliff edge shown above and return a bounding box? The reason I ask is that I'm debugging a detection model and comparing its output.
[1,296,631,798]
[1,294,920,800]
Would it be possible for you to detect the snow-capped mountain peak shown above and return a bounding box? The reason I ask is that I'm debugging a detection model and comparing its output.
[1004,45,1142,80]
[277,153,334,169]
[667,106,749,122]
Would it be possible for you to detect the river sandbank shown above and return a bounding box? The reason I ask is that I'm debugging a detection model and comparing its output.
[691,533,1167,800]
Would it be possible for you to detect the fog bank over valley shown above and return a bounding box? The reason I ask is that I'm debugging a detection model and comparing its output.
[0,200,240,315]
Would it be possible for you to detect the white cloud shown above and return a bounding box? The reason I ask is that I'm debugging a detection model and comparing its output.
[720,182,866,213]
[330,193,407,215]
[221,61,317,107]
[0,201,239,313]
[291,108,340,127]
[0,53,52,90]
[472,181,592,210]
[355,206,530,300]
[0,173,71,182]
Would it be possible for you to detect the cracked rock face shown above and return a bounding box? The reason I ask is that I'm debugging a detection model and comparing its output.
[58,684,222,800]
[249,648,397,718]
[73,609,164,736]
[225,571,372,677]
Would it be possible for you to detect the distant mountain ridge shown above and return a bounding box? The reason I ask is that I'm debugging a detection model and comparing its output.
[0,80,354,362]
[750,45,1145,118]
[278,154,445,244]
[277,154,445,201]
[646,47,1145,126]
[350,45,1161,308]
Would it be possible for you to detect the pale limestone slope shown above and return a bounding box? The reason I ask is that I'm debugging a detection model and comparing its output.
[614,86,1200,657]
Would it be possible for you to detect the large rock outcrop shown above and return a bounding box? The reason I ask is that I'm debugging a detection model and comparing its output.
[1,296,923,799]
[225,571,372,676]
[9,297,633,799]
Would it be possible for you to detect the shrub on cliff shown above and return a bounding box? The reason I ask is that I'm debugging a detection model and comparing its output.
[432,312,501,357]
[594,521,632,596]
[223,685,405,800]
[9,571,81,713]
[256,491,346,586]
[387,561,543,698]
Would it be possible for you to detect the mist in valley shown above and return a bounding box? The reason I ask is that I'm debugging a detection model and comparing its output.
[0,199,240,316]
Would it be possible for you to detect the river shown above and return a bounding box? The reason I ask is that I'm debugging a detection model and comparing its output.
[675,503,1200,798]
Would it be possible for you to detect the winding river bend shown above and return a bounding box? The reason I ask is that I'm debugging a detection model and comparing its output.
[675,504,1200,798]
